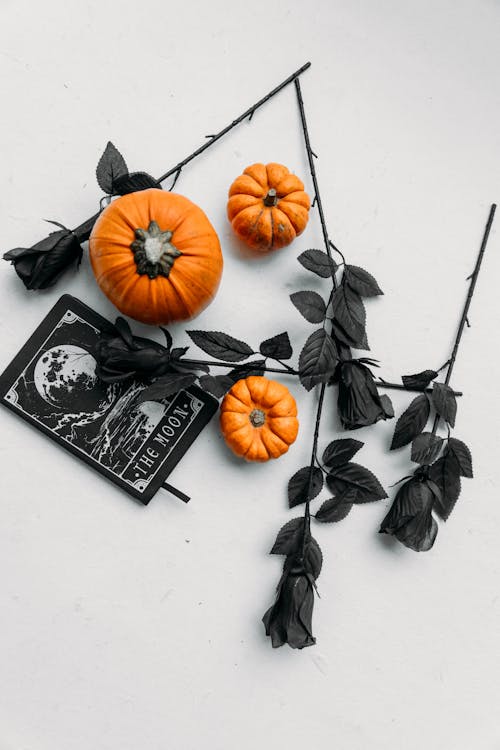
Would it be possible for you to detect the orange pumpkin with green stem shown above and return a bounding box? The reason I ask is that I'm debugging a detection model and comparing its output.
[89,188,223,325]
[220,376,299,461]
[227,163,310,251]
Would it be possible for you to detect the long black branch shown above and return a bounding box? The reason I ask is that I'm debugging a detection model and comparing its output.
[157,62,311,186]
[431,203,496,433]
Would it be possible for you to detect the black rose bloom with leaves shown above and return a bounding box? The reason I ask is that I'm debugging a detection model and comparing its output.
[337,359,394,430]
[263,556,316,650]
[3,222,84,291]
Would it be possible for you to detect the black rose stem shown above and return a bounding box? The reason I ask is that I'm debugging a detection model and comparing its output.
[381,204,496,551]
[430,203,496,435]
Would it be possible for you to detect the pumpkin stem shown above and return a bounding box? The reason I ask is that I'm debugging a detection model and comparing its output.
[263,188,278,207]
[249,408,266,427]
[130,220,182,279]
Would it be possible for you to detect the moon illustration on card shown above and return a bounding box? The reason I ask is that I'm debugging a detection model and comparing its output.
[33,345,112,413]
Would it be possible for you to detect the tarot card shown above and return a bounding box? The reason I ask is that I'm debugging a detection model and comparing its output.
[0,295,218,504]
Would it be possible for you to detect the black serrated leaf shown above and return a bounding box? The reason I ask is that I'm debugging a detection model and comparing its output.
[96,141,128,194]
[390,394,430,450]
[331,285,366,345]
[446,437,473,478]
[290,290,327,324]
[322,438,364,468]
[428,455,461,521]
[270,517,304,555]
[288,466,324,508]
[187,330,253,362]
[113,171,161,195]
[432,382,457,428]
[259,332,293,360]
[411,432,444,465]
[297,248,337,278]
[402,369,438,390]
[305,536,323,579]
[137,372,197,402]
[198,374,234,398]
[331,318,370,351]
[344,265,383,297]
[228,360,266,382]
[326,462,387,502]
[315,490,356,523]
[298,329,338,391]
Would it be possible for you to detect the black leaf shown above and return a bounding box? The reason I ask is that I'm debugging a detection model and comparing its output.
[322,438,364,468]
[298,329,338,391]
[326,462,387,502]
[402,370,438,390]
[344,265,383,297]
[428,455,462,521]
[331,285,366,344]
[331,318,370,351]
[227,360,266,382]
[259,332,293,360]
[297,248,337,278]
[447,437,473,478]
[379,477,438,552]
[390,394,430,450]
[290,291,327,324]
[160,327,173,351]
[112,171,161,195]
[96,141,128,194]
[432,382,457,428]
[288,466,324,508]
[305,536,323,579]
[411,432,444,465]
[270,518,304,555]
[187,330,253,362]
[137,372,197,402]
[198,374,234,398]
[315,490,356,523]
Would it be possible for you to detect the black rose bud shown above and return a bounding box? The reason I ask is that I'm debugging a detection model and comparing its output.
[263,554,317,650]
[94,318,171,383]
[379,473,441,552]
[3,223,83,290]
[337,359,394,430]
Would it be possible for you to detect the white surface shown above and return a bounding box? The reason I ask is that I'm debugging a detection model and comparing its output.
[1,1,500,748]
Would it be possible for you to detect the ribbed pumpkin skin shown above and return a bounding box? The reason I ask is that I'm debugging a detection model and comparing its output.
[89,189,223,325]
[220,376,299,462]
[227,163,310,252]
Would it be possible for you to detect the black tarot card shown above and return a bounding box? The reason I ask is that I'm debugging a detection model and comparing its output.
[0,295,218,504]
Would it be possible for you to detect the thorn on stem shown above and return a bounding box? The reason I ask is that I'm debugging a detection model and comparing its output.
[311,150,318,159]
[248,110,255,122]
[312,195,317,208]
[465,316,471,328]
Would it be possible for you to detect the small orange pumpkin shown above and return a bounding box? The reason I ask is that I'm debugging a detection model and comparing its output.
[89,189,223,325]
[220,376,299,462]
[227,163,310,252]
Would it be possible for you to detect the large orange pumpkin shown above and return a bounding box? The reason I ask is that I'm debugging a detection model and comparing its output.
[227,163,310,252]
[220,376,299,462]
[89,189,223,325]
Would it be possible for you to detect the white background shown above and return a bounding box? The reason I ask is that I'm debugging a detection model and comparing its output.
[1,1,499,748]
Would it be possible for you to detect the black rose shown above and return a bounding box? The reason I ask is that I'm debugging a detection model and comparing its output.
[3,224,83,290]
[379,474,441,552]
[263,556,316,650]
[338,359,394,430]
[94,318,171,383]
